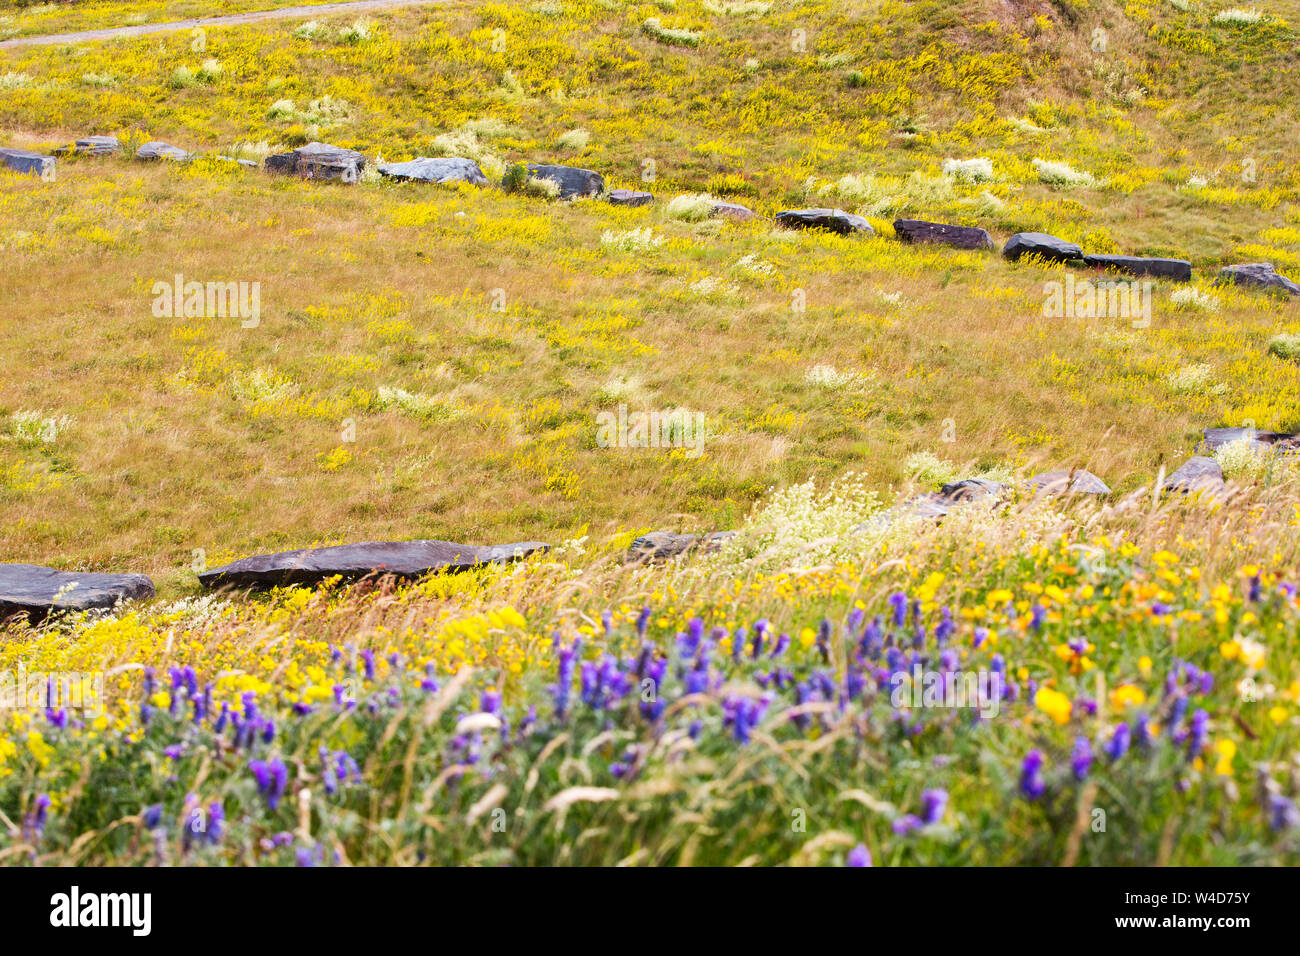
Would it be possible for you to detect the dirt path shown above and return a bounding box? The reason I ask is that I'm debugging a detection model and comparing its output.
[0,0,449,49]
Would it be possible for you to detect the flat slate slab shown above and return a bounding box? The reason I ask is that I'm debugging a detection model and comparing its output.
[1027,469,1111,495]
[0,147,54,178]
[526,164,605,199]
[893,219,994,250]
[1002,232,1082,264]
[136,141,191,162]
[775,208,874,235]
[53,135,119,156]
[377,157,487,185]
[624,531,736,564]
[0,564,155,623]
[266,142,366,182]
[197,539,548,590]
[1083,254,1191,282]
[1162,457,1224,495]
[608,188,654,206]
[1216,262,1300,296]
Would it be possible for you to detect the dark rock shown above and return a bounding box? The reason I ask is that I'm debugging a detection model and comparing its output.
[1002,232,1083,264]
[893,219,994,250]
[1083,254,1191,282]
[526,164,605,199]
[1216,262,1300,297]
[939,478,1007,502]
[775,208,874,235]
[136,141,191,162]
[198,539,547,590]
[53,135,119,156]
[1027,469,1111,495]
[265,142,366,182]
[711,200,758,221]
[378,157,487,186]
[608,188,654,207]
[1162,457,1224,495]
[625,531,736,564]
[0,147,54,178]
[0,564,154,624]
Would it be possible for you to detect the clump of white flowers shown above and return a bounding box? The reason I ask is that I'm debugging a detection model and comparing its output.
[600,227,665,252]
[942,157,994,183]
[1032,158,1096,188]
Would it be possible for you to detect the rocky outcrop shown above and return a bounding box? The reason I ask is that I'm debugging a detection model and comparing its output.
[378,157,488,185]
[893,219,994,250]
[1215,262,1300,297]
[1027,469,1111,495]
[0,147,54,178]
[1083,254,1191,282]
[608,188,654,206]
[526,164,605,199]
[775,208,874,235]
[624,531,736,564]
[265,142,366,182]
[197,539,547,590]
[0,564,154,623]
[938,478,1007,502]
[1162,457,1224,495]
[1002,232,1083,264]
[136,141,191,162]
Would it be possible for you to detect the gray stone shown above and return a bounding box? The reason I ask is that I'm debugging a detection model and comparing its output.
[1215,262,1300,297]
[54,135,119,156]
[0,147,54,178]
[608,188,654,206]
[378,157,488,186]
[265,142,366,182]
[893,219,994,250]
[1162,457,1224,495]
[711,200,758,221]
[1002,232,1083,264]
[0,564,154,624]
[939,477,1007,502]
[1027,469,1111,495]
[775,208,874,235]
[136,141,191,162]
[1083,254,1191,282]
[198,539,548,590]
[625,531,736,564]
[526,164,605,199]
[1202,427,1298,451]
[217,156,259,169]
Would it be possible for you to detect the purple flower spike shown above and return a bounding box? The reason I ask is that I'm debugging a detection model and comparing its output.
[1019,750,1046,800]
[921,788,948,825]
[847,844,872,867]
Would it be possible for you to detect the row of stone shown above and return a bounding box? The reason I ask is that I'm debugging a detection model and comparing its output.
[3,425,1290,621]
[8,136,1298,294]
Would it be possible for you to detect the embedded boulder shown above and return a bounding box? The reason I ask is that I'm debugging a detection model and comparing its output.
[1082,254,1191,282]
[893,219,994,250]
[0,564,155,624]
[197,539,547,590]
[608,188,654,207]
[1027,469,1111,495]
[526,164,605,199]
[378,157,488,186]
[625,531,736,564]
[939,477,1007,502]
[53,135,119,156]
[775,208,874,235]
[0,147,54,178]
[265,142,366,182]
[711,200,759,221]
[1002,232,1082,264]
[1215,262,1300,297]
[1161,457,1224,495]
[136,141,191,162]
